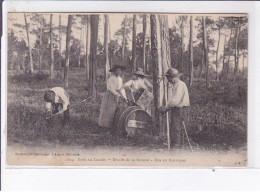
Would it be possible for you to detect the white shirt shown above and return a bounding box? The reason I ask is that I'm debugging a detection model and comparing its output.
[166,80,190,108]
[46,87,70,111]
[124,78,152,93]
[107,75,126,98]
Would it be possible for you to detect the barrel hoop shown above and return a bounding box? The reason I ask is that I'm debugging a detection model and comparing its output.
[117,106,138,128]
[125,107,151,130]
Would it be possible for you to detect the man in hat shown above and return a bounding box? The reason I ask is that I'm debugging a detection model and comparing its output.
[99,64,127,129]
[44,87,70,126]
[159,68,190,149]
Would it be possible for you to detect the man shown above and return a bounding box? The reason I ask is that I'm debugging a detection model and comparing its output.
[44,87,70,126]
[159,68,190,149]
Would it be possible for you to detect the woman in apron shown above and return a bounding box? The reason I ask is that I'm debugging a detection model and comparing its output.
[98,65,127,129]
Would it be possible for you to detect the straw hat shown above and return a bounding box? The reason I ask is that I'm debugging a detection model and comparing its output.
[162,68,183,77]
[133,67,148,77]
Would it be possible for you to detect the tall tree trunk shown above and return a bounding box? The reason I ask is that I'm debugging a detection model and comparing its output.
[216,26,221,81]
[85,15,90,82]
[39,18,43,71]
[180,20,184,75]
[243,52,245,75]
[199,49,204,78]
[150,14,161,133]
[202,16,209,88]
[89,15,99,97]
[159,15,171,135]
[222,28,227,78]
[142,14,147,70]
[24,13,34,73]
[64,15,73,88]
[147,35,151,72]
[50,14,54,79]
[104,14,110,81]
[132,14,137,72]
[227,26,233,80]
[59,15,62,70]
[234,19,241,76]
[189,16,194,86]
[121,15,127,66]
[78,19,83,68]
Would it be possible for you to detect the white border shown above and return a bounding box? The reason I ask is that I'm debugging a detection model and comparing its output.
[2,1,260,190]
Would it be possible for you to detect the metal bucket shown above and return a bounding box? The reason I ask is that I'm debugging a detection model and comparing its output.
[113,103,153,137]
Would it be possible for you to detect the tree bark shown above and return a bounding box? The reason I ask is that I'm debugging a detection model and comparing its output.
[64,15,73,88]
[39,18,43,71]
[50,14,54,79]
[234,19,241,76]
[180,19,184,75]
[142,14,147,70]
[227,26,233,80]
[104,14,110,81]
[189,16,194,86]
[202,16,209,88]
[150,14,160,132]
[89,15,99,97]
[132,14,137,72]
[24,13,34,73]
[59,15,62,70]
[121,15,127,66]
[85,15,90,82]
[199,49,204,78]
[216,26,221,81]
[78,19,83,68]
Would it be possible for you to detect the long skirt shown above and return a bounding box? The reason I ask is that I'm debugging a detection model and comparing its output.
[98,91,118,128]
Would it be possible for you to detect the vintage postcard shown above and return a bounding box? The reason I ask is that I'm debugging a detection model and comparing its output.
[5,12,248,167]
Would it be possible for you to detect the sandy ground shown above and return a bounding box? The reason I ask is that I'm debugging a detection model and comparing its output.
[6,143,247,167]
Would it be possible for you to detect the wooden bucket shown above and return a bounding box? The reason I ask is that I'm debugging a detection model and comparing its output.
[114,103,153,137]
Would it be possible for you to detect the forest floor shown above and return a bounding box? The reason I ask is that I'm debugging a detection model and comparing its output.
[6,68,248,167]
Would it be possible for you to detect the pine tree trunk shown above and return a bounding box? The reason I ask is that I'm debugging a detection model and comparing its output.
[59,15,62,70]
[142,14,147,70]
[180,20,184,75]
[85,15,90,82]
[216,26,221,81]
[50,14,54,79]
[121,15,127,66]
[189,16,194,86]
[159,15,171,135]
[132,14,137,72]
[64,15,73,88]
[199,49,204,78]
[202,16,209,88]
[24,13,34,73]
[89,15,99,97]
[234,19,241,76]
[150,14,160,132]
[104,14,110,81]
[39,18,43,71]
[78,19,83,68]
[227,26,233,80]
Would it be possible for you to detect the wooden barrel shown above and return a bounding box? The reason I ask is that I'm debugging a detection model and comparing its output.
[113,103,153,137]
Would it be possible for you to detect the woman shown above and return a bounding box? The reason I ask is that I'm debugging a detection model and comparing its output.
[124,68,153,115]
[124,67,153,101]
[98,65,127,129]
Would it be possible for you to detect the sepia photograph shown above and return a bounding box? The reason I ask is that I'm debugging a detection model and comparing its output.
[6,12,248,167]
